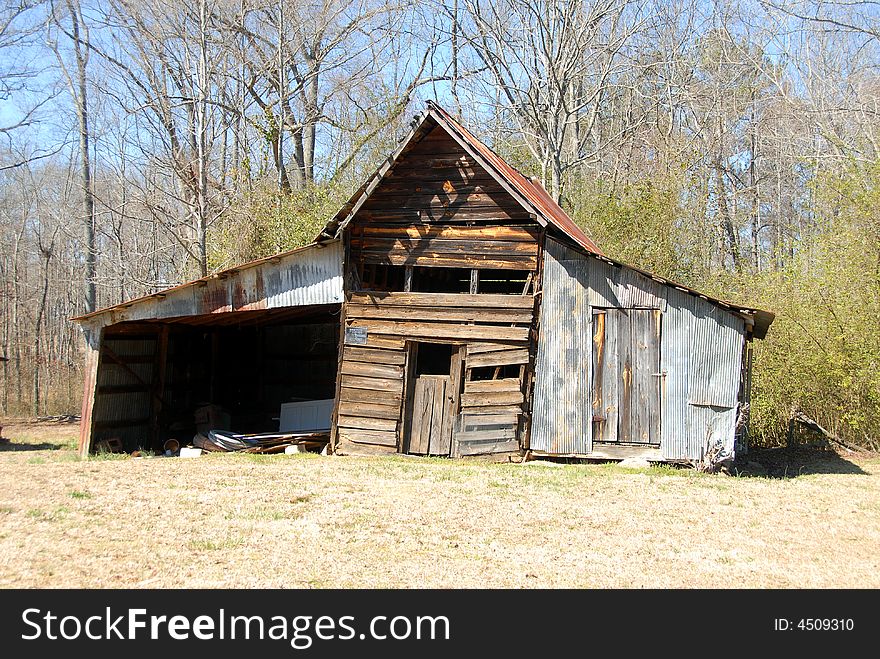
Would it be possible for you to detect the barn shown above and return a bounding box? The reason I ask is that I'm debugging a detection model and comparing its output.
[74,102,773,465]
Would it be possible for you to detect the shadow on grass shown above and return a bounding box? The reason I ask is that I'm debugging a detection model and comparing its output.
[0,439,71,452]
[734,446,869,479]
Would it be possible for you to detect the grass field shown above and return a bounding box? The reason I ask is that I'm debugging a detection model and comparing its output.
[1,419,878,588]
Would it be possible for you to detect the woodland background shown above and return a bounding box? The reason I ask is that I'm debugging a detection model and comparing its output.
[1,0,878,449]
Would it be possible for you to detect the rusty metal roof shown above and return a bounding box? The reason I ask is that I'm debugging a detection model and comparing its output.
[71,241,344,325]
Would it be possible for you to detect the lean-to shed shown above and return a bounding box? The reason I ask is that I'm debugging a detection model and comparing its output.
[74,102,773,464]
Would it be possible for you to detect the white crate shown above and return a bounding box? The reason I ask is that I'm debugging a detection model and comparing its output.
[279,399,334,432]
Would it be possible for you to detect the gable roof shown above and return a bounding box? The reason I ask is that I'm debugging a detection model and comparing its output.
[316,102,772,339]
[317,101,602,255]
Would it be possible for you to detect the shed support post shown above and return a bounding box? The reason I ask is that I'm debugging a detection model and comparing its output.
[78,324,103,458]
[151,324,169,450]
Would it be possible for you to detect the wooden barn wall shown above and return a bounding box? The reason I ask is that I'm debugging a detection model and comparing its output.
[533,238,746,461]
[347,125,539,271]
[334,292,533,456]
[334,123,541,457]
[660,289,745,462]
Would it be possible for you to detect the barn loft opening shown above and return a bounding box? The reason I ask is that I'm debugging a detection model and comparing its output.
[411,267,472,293]
[91,304,340,453]
[413,342,454,376]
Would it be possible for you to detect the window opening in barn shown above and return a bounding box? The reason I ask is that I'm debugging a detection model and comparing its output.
[468,364,521,380]
[414,342,454,376]
[476,269,531,294]
[411,267,472,293]
[357,263,406,291]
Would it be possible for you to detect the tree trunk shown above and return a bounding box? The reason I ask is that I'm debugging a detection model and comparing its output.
[33,243,54,417]
[196,0,210,277]
[67,0,97,312]
[714,154,741,272]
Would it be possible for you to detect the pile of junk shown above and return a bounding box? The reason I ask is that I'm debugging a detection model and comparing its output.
[157,400,333,458]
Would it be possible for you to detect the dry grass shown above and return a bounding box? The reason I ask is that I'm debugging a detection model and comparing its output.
[1,419,878,588]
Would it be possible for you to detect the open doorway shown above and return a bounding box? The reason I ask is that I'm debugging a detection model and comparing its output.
[402,342,463,456]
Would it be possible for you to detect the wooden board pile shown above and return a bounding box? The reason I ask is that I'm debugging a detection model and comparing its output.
[193,430,329,454]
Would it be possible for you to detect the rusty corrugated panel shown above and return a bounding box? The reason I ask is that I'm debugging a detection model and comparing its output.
[530,238,592,454]
[586,254,666,310]
[92,336,156,450]
[427,102,603,256]
[688,298,744,409]
[73,241,343,326]
[661,292,745,461]
[266,240,344,308]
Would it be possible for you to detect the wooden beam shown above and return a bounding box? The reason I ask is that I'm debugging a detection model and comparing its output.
[78,326,103,458]
[349,292,534,309]
[348,320,529,343]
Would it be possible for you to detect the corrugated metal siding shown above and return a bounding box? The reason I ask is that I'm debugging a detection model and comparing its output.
[85,241,344,327]
[548,238,666,310]
[531,239,592,454]
[686,404,737,462]
[688,299,744,408]
[661,291,745,461]
[660,288,694,460]
[266,242,344,308]
[92,337,157,450]
[535,238,747,461]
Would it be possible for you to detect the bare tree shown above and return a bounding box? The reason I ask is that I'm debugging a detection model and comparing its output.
[49,0,97,310]
[449,0,646,202]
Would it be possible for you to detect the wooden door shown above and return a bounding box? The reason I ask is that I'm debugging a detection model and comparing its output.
[403,343,462,455]
[592,309,661,445]
[407,376,450,455]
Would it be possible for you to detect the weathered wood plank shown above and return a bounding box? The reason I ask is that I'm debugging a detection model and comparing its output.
[337,400,402,420]
[427,378,448,455]
[409,378,429,455]
[632,309,661,445]
[335,438,398,456]
[342,346,406,365]
[457,439,520,456]
[458,404,523,415]
[458,413,520,427]
[349,292,534,309]
[352,237,538,255]
[466,348,530,368]
[346,304,532,324]
[361,225,540,241]
[358,207,530,222]
[369,175,497,192]
[466,342,529,354]
[460,390,524,407]
[336,427,398,447]
[438,348,463,457]
[339,374,404,394]
[359,251,537,270]
[336,415,398,432]
[343,333,406,350]
[454,428,517,443]
[339,386,402,405]
[617,309,634,443]
[592,310,619,443]
[463,378,522,393]
[348,320,529,343]
[340,360,404,380]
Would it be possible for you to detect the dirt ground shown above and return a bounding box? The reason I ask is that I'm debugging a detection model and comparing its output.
[0,418,878,588]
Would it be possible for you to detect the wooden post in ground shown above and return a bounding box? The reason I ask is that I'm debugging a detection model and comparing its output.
[78,323,103,458]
